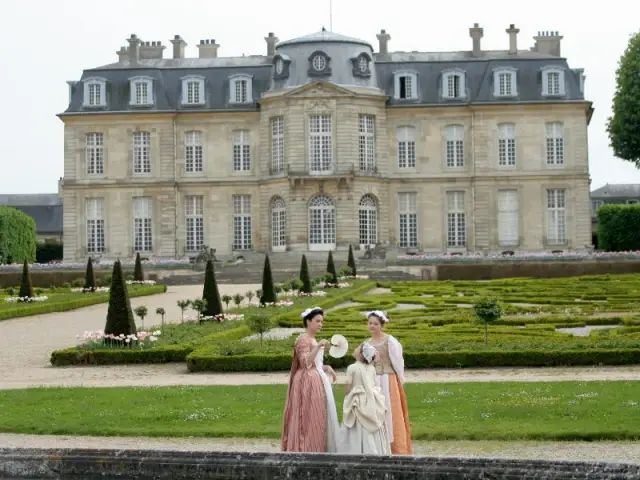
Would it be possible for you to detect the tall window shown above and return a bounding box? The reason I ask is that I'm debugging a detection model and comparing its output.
[446,191,466,247]
[86,133,104,175]
[547,189,567,245]
[185,196,204,252]
[445,125,464,168]
[181,76,205,105]
[271,117,284,173]
[493,69,517,96]
[498,190,519,246]
[83,78,106,107]
[185,131,203,173]
[133,197,152,253]
[187,80,201,104]
[133,131,151,174]
[545,122,564,165]
[309,115,332,173]
[358,194,377,246]
[359,115,375,171]
[229,75,252,104]
[86,198,105,254]
[443,72,465,99]
[88,83,102,106]
[498,123,516,166]
[271,197,286,250]
[397,126,416,169]
[395,73,417,99]
[542,68,565,96]
[232,130,251,172]
[131,78,152,105]
[398,192,417,248]
[233,195,252,250]
[308,195,336,249]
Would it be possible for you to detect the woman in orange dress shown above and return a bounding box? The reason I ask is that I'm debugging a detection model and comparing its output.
[281,306,340,452]
[359,310,412,454]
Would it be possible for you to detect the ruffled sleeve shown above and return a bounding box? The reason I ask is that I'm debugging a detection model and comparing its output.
[387,335,405,384]
[294,334,315,369]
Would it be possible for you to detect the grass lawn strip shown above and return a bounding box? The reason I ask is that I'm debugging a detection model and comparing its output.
[0,382,638,441]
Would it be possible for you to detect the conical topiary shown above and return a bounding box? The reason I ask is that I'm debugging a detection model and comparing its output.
[19,259,34,298]
[104,260,137,336]
[84,257,95,291]
[299,254,313,294]
[260,254,277,304]
[133,252,144,281]
[326,250,338,285]
[202,259,223,317]
[347,244,357,277]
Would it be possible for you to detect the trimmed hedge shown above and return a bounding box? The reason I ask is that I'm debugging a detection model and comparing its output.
[597,204,640,252]
[0,269,150,288]
[0,206,37,264]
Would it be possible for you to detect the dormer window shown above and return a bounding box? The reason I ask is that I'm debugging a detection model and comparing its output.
[272,54,291,80]
[307,51,332,77]
[181,76,205,105]
[83,77,107,107]
[493,68,518,97]
[394,71,418,100]
[229,74,253,104]
[129,76,153,106]
[542,67,566,96]
[442,70,466,99]
[351,52,372,78]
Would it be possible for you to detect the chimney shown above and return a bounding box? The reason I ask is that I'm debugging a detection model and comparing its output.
[139,40,165,60]
[116,46,129,63]
[506,24,520,54]
[376,29,391,54]
[171,35,187,59]
[469,23,483,57]
[127,34,141,63]
[532,31,563,57]
[265,32,278,57]
[197,39,220,58]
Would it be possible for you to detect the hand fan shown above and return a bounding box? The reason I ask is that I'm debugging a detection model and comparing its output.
[329,334,349,358]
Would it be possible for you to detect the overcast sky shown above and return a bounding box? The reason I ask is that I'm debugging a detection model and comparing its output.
[1,0,637,194]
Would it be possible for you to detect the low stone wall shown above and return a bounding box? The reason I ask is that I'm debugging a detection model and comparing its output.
[0,448,638,479]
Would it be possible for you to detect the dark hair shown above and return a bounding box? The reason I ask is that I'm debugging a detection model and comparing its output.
[367,312,388,325]
[303,308,324,327]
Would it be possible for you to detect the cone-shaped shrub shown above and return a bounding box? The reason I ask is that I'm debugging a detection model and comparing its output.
[260,254,277,304]
[133,252,144,281]
[299,254,313,294]
[84,257,95,290]
[347,244,357,276]
[326,250,338,284]
[202,259,223,317]
[18,259,34,298]
[104,260,137,336]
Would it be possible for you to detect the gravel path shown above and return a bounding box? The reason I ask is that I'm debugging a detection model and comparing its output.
[1,434,638,464]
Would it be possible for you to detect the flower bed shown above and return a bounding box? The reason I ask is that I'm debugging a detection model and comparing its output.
[395,251,640,262]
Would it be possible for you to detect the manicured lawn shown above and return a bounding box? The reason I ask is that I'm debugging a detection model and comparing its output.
[0,382,638,441]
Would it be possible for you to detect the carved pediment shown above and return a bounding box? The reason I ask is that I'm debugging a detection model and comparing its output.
[283,81,356,99]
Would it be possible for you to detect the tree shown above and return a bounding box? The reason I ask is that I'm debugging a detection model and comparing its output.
[247,311,273,347]
[326,250,338,285]
[134,305,148,329]
[155,307,166,331]
[84,257,96,291]
[18,259,34,299]
[299,254,313,294]
[191,298,207,323]
[177,300,190,323]
[597,204,640,251]
[222,294,232,308]
[0,206,37,264]
[347,244,357,276]
[473,297,503,346]
[260,254,277,304]
[607,31,640,167]
[202,259,223,317]
[133,253,144,281]
[104,260,137,336]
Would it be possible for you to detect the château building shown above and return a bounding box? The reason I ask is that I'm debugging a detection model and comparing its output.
[59,24,593,262]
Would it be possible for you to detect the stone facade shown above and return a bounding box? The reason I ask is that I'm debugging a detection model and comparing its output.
[59,26,593,262]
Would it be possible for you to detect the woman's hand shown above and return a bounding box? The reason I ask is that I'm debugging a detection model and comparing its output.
[318,339,330,348]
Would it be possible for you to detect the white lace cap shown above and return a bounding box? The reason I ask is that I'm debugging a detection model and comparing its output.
[301,306,323,319]
[362,341,377,363]
[367,310,389,323]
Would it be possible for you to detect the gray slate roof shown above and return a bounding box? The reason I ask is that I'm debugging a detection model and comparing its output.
[590,184,640,199]
[0,194,63,234]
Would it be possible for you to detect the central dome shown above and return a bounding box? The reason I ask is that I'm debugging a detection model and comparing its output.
[277,29,372,49]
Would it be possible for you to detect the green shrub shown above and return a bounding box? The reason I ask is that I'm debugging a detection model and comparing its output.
[347,244,357,276]
[299,254,312,294]
[246,311,272,346]
[35,240,63,264]
[104,260,137,336]
[202,260,223,317]
[260,254,277,304]
[326,251,338,284]
[18,260,34,298]
[473,297,503,345]
[133,252,144,281]
[0,206,37,264]
[84,257,95,291]
[597,204,640,251]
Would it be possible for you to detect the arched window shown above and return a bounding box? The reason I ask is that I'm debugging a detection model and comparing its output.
[358,194,377,247]
[308,195,336,251]
[271,197,287,251]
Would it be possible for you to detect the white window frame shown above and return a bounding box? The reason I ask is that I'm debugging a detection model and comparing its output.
[542,67,566,96]
[181,76,205,105]
[129,76,153,106]
[271,197,287,252]
[497,123,517,167]
[442,70,466,99]
[445,125,464,168]
[86,133,104,175]
[133,131,151,174]
[308,114,333,174]
[446,191,466,248]
[546,188,567,246]
[232,194,252,250]
[397,126,416,169]
[229,74,253,104]
[308,194,336,251]
[359,194,377,248]
[184,131,203,173]
[232,130,251,172]
[185,195,204,252]
[591,199,604,216]
[133,197,153,253]
[393,71,418,100]
[270,117,285,174]
[626,199,639,205]
[82,77,107,107]
[398,192,418,248]
[497,189,519,247]
[358,114,376,172]
[86,198,105,254]
[493,68,518,97]
[545,122,565,166]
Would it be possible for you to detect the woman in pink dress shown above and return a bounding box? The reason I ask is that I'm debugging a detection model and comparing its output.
[281,306,340,452]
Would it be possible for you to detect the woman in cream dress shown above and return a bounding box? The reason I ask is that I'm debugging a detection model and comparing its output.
[342,342,391,455]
